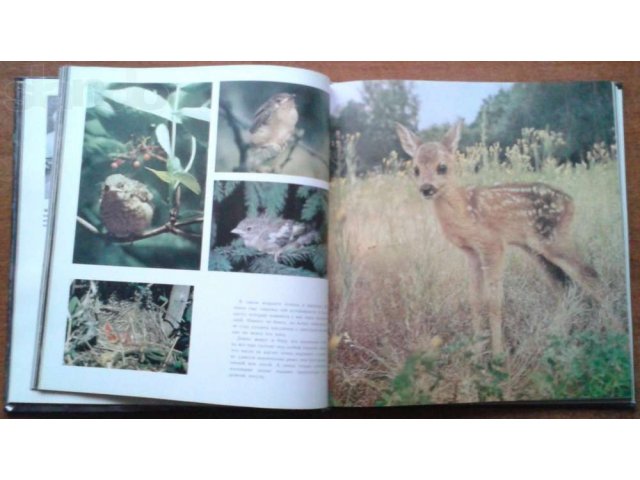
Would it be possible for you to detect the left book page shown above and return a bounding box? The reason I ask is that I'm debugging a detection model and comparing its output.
[6,79,160,411]
[35,66,331,409]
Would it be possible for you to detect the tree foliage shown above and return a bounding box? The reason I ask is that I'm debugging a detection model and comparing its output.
[331,81,616,174]
[458,82,615,165]
[210,182,327,278]
[332,81,419,173]
[75,82,211,270]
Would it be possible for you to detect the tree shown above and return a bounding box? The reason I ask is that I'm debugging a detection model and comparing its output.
[464,82,615,165]
[332,81,419,173]
[359,81,419,171]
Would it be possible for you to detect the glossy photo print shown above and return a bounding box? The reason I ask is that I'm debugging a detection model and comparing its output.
[210,180,327,278]
[73,82,211,270]
[64,280,192,374]
[329,80,632,407]
[215,81,330,181]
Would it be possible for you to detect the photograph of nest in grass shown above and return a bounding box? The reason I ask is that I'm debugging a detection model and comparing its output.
[209,181,327,278]
[64,280,192,374]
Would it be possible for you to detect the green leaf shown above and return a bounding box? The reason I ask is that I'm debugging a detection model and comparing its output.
[85,118,109,137]
[301,191,327,221]
[209,250,233,271]
[102,87,179,123]
[155,124,173,156]
[94,101,115,118]
[214,181,240,202]
[244,182,288,217]
[179,107,211,122]
[68,296,81,315]
[86,82,107,109]
[145,167,173,184]
[167,155,183,175]
[147,163,200,195]
[173,171,201,195]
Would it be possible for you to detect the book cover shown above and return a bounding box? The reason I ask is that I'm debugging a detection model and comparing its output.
[5,67,634,412]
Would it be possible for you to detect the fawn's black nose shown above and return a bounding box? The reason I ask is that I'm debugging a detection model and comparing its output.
[420,184,437,198]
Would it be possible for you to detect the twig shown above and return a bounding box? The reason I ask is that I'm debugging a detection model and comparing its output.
[77,216,101,234]
[162,336,180,369]
[76,215,204,243]
[278,131,303,171]
[297,141,329,167]
[220,101,249,170]
[169,226,202,241]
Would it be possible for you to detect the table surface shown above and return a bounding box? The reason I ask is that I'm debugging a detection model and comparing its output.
[0,61,638,418]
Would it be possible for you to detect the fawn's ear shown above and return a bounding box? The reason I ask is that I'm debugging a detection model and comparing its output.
[396,123,421,157]
[442,120,463,153]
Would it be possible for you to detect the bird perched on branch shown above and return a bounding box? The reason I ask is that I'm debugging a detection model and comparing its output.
[231,215,319,261]
[100,174,154,238]
[247,93,299,171]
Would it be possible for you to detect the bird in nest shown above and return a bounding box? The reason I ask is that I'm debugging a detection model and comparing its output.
[247,93,299,171]
[231,215,319,262]
[99,174,154,238]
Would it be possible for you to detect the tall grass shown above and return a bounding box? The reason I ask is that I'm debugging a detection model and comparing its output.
[328,132,631,407]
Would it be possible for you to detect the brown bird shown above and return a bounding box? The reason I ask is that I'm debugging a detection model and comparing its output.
[231,215,319,261]
[247,93,299,171]
[99,174,154,238]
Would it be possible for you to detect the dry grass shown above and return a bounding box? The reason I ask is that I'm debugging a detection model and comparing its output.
[328,140,631,407]
[64,283,189,373]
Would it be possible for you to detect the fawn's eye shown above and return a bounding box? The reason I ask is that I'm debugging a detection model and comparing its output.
[413,166,420,177]
[437,164,448,175]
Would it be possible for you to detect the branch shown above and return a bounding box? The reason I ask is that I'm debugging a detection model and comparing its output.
[77,215,204,244]
[296,140,329,168]
[77,216,101,234]
[278,131,303,171]
[282,131,329,171]
[220,101,249,171]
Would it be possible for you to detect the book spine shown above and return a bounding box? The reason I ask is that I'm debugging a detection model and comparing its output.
[4,79,25,412]
[32,68,67,389]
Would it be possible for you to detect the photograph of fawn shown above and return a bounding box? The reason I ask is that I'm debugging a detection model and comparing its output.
[328,80,632,406]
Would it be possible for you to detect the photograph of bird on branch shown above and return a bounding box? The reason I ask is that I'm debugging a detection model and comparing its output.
[210,181,327,278]
[73,82,211,270]
[215,81,330,181]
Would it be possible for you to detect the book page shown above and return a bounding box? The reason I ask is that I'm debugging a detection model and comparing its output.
[328,80,633,407]
[7,79,166,410]
[36,66,331,409]
[6,79,115,407]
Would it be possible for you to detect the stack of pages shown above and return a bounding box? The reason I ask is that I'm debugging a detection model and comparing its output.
[5,65,634,412]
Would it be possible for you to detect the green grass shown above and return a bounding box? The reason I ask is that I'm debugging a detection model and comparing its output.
[328,142,631,407]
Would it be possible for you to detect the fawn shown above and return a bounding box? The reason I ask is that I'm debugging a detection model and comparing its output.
[396,122,602,355]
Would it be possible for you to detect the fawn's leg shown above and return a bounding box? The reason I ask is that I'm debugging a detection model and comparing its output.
[540,243,604,302]
[480,246,505,355]
[517,244,571,291]
[463,248,485,337]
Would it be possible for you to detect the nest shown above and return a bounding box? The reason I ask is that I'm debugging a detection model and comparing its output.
[64,293,187,373]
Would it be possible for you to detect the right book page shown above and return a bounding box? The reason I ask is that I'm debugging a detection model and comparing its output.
[328,80,634,407]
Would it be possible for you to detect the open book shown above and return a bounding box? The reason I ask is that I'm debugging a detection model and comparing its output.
[5,65,634,411]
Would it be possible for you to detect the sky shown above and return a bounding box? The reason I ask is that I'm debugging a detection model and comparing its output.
[331,80,513,129]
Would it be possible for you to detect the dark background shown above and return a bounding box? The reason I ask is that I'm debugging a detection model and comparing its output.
[1,62,639,418]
